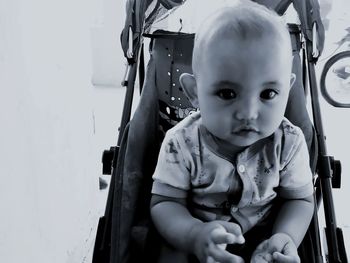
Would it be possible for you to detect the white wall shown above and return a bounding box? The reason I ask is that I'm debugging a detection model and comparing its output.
[0,0,132,262]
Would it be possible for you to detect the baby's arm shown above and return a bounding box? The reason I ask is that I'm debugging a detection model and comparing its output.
[273,195,314,246]
[150,195,245,263]
[251,195,314,263]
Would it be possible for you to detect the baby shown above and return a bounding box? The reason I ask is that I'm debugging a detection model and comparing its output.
[150,2,314,263]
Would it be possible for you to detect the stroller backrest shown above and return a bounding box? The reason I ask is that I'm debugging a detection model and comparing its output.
[146,27,317,170]
[147,31,196,132]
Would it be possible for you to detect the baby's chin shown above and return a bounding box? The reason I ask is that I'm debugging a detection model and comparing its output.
[228,132,271,147]
[231,138,260,148]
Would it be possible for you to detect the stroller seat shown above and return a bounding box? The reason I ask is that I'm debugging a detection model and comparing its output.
[151,32,196,132]
[93,1,348,262]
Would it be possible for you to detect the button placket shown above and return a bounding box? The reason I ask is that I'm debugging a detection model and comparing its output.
[236,161,252,208]
[230,206,238,213]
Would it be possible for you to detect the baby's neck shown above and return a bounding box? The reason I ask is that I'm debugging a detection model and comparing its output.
[212,135,247,159]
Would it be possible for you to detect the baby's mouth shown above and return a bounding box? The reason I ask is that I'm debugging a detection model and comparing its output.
[232,126,259,135]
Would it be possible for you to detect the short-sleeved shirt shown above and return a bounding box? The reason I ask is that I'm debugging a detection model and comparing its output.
[152,111,313,233]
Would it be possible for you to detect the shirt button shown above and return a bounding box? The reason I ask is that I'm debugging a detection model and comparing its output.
[238,164,245,173]
[231,206,238,213]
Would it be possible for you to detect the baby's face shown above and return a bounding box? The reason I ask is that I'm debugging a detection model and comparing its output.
[195,36,293,148]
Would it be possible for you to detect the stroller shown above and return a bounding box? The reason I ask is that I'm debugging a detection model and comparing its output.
[93,0,348,262]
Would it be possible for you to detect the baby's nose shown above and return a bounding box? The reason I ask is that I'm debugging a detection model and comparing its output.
[234,100,258,121]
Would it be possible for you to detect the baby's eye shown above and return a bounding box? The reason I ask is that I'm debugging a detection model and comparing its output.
[260,89,278,100]
[216,89,237,100]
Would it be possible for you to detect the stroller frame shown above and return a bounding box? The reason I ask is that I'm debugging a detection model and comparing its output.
[93,1,348,262]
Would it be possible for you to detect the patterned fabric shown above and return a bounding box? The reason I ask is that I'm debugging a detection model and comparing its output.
[152,111,313,233]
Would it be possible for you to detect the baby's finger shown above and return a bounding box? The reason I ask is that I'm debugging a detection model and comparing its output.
[210,227,238,246]
[263,253,273,262]
[282,242,298,256]
[272,252,300,263]
[254,239,269,251]
[216,222,245,244]
[218,221,243,235]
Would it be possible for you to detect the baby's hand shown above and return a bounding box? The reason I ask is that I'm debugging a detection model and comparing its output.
[251,233,300,263]
[193,221,245,263]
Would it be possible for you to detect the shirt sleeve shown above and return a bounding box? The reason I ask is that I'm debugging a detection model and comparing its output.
[279,129,314,199]
[151,131,190,199]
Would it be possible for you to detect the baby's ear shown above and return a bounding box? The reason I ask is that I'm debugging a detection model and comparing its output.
[290,73,296,88]
[179,73,199,108]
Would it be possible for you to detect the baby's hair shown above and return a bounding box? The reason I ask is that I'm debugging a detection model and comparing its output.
[192,1,292,74]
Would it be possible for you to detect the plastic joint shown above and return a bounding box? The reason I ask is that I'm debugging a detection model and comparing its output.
[102,147,117,175]
[330,157,342,189]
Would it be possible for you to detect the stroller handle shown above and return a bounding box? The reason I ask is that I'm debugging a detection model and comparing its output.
[312,23,319,59]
